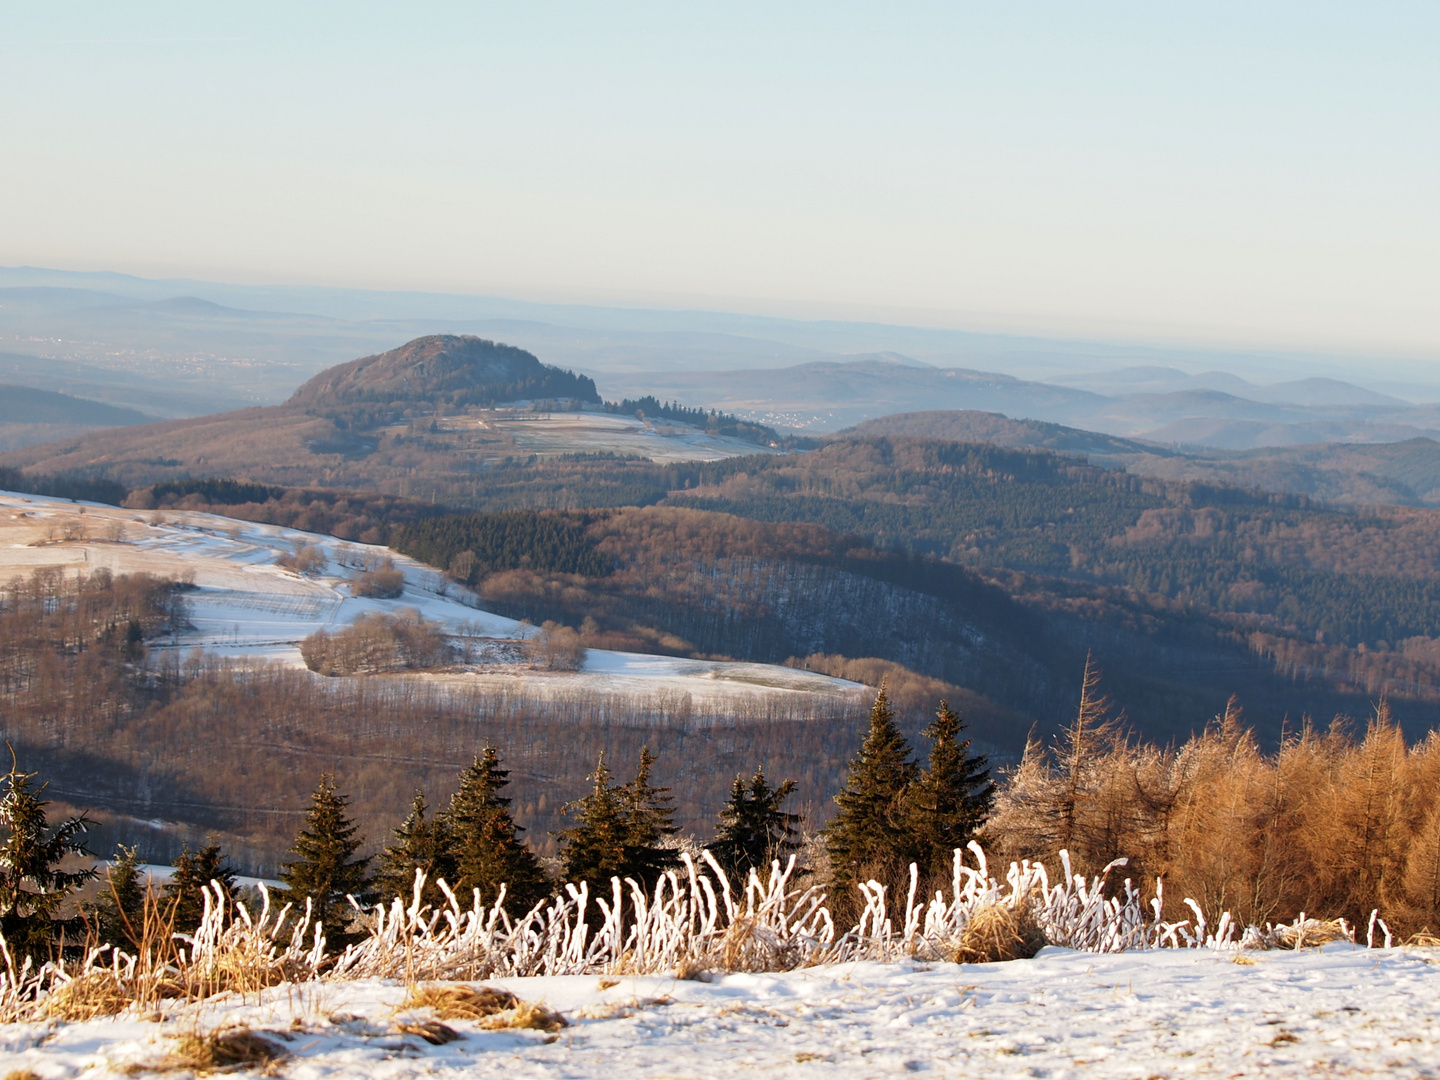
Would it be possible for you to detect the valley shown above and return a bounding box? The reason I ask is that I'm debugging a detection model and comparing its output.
[9,333,1440,876]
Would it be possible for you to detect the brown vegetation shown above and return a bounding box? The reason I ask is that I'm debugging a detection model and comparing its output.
[299,610,450,675]
[950,903,1047,964]
[277,541,327,576]
[787,653,1020,733]
[523,621,586,671]
[989,689,1440,937]
[352,556,405,598]
[0,568,866,871]
[167,1027,288,1072]
[401,982,517,1020]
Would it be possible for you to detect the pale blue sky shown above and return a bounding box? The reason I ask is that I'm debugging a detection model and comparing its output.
[2,2,1436,355]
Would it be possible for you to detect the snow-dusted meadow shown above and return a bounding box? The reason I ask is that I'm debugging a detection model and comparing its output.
[455,408,774,463]
[5,947,1440,1078]
[0,490,863,709]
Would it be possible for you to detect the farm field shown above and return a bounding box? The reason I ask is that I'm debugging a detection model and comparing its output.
[468,408,773,463]
[6,947,1439,1078]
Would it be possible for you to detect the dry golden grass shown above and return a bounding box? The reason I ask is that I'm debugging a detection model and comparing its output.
[42,972,130,1022]
[1272,918,1351,949]
[400,982,517,1020]
[674,955,709,981]
[393,1018,460,1044]
[166,1027,287,1074]
[4,1069,42,1080]
[951,904,1048,964]
[479,1000,568,1032]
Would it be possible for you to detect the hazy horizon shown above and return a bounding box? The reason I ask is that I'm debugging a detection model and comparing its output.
[4,3,1437,361]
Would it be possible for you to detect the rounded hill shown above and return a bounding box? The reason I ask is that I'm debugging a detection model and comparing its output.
[287,334,600,410]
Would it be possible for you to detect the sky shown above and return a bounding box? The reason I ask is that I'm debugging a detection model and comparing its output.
[2,2,1437,357]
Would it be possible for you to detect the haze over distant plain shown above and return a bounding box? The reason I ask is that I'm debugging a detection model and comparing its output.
[3,2,1437,364]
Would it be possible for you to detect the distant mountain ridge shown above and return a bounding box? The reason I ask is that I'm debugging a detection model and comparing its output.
[847,410,1440,507]
[602,356,1440,450]
[842,410,1167,458]
[0,384,151,426]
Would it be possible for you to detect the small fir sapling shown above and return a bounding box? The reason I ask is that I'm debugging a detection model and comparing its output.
[0,759,95,961]
[92,845,148,950]
[279,774,372,948]
[709,768,800,885]
[822,684,918,895]
[901,700,993,876]
[557,754,631,886]
[618,746,679,888]
[164,842,238,934]
[374,790,455,908]
[441,748,551,914]
[558,747,679,890]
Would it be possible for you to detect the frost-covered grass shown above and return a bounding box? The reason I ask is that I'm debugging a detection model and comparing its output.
[5,947,1440,1078]
[5,848,1434,1075]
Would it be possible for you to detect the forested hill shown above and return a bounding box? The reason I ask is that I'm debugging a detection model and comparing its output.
[670,438,1440,649]
[289,334,599,412]
[21,430,1440,738]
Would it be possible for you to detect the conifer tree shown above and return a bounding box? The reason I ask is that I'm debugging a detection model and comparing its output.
[93,845,148,949]
[164,841,237,934]
[559,749,681,890]
[822,685,918,894]
[374,790,454,908]
[557,754,631,885]
[618,746,679,887]
[443,748,550,913]
[0,761,94,961]
[279,774,371,948]
[1053,652,1122,855]
[710,768,800,884]
[901,700,993,874]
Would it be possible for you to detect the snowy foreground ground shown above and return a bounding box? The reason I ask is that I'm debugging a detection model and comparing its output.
[6,946,1440,1078]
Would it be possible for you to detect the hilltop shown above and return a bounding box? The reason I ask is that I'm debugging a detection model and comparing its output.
[288,334,599,412]
[0,335,758,487]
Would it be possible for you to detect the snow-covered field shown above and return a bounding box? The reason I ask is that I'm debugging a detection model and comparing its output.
[7,946,1440,1078]
[0,490,861,707]
[447,409,774,463]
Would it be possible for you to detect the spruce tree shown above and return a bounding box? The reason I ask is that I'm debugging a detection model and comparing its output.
[709,768,800,884]
[374,790,454,908]
[559,749,681,891]
[165,841,237,935]
[0,762,95,961]
[442,748,551,914]
[279,774,371,948]
[618,746,678,887]
[901,700,993,875]
[93,845,148,949]
[822,685,918,895]
[557,754,631,885]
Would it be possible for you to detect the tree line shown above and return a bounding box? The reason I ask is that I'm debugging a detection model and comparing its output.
[6,682,991,960]
[602,396,777,446]
[10,654,1440,962]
